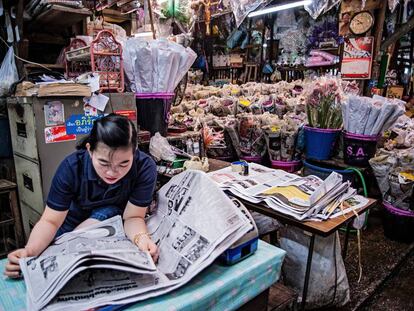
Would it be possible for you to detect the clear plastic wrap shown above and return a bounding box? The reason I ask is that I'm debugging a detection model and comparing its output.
[304,0,341,20]
[388,0,400,13]
[0,46,18,96]
[229,0,269,27]
[149,132,176,162]
[123,38,196,93]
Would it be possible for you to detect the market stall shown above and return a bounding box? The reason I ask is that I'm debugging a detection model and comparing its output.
[0,0,413,310]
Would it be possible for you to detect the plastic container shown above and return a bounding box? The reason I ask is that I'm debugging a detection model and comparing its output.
[304,126,340,160]
[383,201,414,243]
[240,155,262,164]
[303,160,355,184]
[271,160,302,173]
[135,93,174,136]
[343,131,379,167]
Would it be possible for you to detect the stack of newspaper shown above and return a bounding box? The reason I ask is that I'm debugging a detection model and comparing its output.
[208,163,369,221]
[20,170,252,311]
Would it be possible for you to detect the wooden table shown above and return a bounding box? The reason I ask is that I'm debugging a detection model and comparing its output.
[205,159,378,310]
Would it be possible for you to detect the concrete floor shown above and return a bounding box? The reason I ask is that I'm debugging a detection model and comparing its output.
[339,210,414,311]
[267,208,414,311]
[361,251,414,311]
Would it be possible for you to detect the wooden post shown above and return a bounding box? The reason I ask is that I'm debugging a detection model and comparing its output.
[373,1,387,61]
[16,0,25,78]
[381,14,414,52]
[146,0,156,39]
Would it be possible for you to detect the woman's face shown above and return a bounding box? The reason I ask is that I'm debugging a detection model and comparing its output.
[87,143,134,185]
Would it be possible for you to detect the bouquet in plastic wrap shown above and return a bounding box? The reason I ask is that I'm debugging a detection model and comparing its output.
[202,117,238,160]
[305,76,343,129]
[123,38,197,93]
[369,147,414,211]
[261,112,305,161]
[342,95,405,135]
[384,115,414,150]
[238,113,266,158]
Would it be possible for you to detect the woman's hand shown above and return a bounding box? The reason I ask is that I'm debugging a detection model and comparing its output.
[136,236,159,263]
[4,248,31,278]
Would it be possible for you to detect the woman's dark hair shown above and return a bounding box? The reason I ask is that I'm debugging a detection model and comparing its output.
[77,114,137,152]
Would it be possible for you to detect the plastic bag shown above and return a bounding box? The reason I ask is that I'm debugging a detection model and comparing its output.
[0,46,18,96]
[226,29,245,49]
[149,132,176,162]
[229,0,270,27]
[279,226,350,309]
[388,0,400,13]
[304,0,341,20]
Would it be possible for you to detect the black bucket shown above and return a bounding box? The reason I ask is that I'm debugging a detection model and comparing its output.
[135,93,174,136]
[383,201,414,243]
[343,131,379,167]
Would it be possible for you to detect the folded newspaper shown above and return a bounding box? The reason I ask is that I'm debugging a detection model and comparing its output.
[20,170,253,311]
[208,163,369,221]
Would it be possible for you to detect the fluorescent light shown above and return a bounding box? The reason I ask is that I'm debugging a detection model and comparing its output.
[248,0,312,18]
[134,32,153,38]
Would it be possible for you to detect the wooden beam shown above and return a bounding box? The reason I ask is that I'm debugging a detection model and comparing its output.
[16,0,25,77]
[373,0,387,60]
[381,14,414,52]
[147,0,156,39]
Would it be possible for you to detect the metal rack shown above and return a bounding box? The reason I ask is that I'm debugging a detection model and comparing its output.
[65,30,124,92]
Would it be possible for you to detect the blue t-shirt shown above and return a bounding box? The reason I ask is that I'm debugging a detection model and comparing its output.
[47,149,157,213]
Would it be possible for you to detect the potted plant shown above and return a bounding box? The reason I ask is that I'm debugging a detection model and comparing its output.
[304,77,343,160]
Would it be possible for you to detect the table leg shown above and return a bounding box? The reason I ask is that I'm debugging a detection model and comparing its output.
[301,233,315,311]
[342,221,352,259]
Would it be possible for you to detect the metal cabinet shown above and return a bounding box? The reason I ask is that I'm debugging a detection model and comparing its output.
[7,94,136,240]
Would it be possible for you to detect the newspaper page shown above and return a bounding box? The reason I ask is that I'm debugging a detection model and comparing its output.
[21,170,252,311]
[20,216,156,310]
[208,163,361,221]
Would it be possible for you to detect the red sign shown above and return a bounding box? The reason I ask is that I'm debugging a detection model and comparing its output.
[341,36,374,79]
[45,126,76,144]
[115,110,137,121]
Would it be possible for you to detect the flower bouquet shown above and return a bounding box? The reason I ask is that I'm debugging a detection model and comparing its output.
[304,76,343,160]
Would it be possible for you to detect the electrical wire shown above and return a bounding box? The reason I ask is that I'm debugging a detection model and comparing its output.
[344,167,367,284]
[0,36,53,71]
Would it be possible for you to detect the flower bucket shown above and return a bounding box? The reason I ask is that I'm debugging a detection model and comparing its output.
[304,126,340,160]
[240,155,262,164]
[270,160,302,173]
[135,93,174,136]
[343,131,379,167]
[383,201,414,243]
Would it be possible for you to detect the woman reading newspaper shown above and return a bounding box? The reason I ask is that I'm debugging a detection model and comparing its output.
[4,114,158,278]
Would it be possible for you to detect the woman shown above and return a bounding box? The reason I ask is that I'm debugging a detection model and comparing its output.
[4,114,158,278]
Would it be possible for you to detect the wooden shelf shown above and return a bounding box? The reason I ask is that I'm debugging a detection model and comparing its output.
[102,8,133,23]
[26,33,68,45]
[230,44,261,52]
[316,47,340,51]
[34,5,91,28]
[276,63,339,71]
[24,63,65,70]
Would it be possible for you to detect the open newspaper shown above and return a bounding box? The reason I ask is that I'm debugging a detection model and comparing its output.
[208,163,369,221]
[20,170,252,311]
